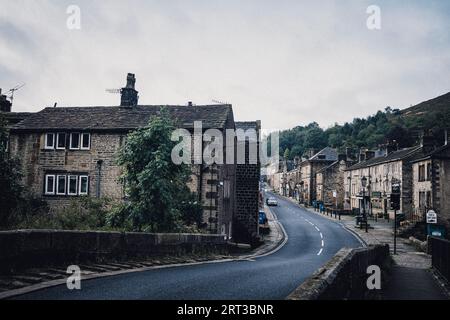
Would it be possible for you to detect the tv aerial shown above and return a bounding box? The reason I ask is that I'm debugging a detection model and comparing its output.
[7,83,25,106]
[105,88,122,94]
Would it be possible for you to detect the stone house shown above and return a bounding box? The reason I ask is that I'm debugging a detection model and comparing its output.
[344,138,436,219]
[411,140,450,228]
[316,155,354,209]
[298,147,338,205]
[234,121,261,244]
[7,74,240,237]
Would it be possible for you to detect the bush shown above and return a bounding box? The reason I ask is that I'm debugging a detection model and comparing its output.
[15,197,115,231]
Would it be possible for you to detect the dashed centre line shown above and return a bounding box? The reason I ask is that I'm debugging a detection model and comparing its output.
[300,215,325,256]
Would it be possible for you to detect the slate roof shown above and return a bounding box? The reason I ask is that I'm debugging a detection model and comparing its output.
[346,146,422,171]
[10,105,233,132]
[235,121,259,131]
[309,147,338,162]
[0,111,33,127]
[410,144,450,163]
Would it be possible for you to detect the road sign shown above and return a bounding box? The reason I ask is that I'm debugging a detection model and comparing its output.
[426,210,437,224]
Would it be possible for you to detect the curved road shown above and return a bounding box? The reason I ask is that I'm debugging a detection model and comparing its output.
[16,193,363,300]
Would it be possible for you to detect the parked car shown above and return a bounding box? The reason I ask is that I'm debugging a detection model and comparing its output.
[266,197,278,206]
[259,210,269,234]
[259,211,268,225]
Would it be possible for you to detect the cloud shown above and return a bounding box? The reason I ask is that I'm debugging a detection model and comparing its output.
[1,0,449,129]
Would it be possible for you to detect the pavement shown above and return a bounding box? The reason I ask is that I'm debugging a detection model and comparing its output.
[281,195,449,300]
[8,192,362,300]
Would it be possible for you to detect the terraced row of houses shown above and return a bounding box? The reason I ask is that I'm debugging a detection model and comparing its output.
[267,133,450,232]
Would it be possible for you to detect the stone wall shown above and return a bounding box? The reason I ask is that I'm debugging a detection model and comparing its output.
[0,230,228,274]
[287,244,390,300]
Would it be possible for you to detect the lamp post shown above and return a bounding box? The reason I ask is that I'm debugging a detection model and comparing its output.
[361,176,368,232]
[347,175,352,212]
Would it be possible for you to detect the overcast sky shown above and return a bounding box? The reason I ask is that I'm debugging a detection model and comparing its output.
[1,0,450,130]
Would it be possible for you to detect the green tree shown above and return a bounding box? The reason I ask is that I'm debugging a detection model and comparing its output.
[0,116,24,228]
[113,107,198,232]
[283,148,290,159]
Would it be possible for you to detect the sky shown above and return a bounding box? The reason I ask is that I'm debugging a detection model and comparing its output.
[1,0,450,130]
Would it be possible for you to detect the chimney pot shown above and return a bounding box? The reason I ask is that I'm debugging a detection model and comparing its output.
[0,88,12,112]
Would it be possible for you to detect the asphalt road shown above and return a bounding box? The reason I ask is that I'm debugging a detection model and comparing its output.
[15,193,363,300]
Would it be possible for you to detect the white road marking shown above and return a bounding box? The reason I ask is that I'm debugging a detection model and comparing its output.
[321,240,324,247]
[320,232,323,239]
[315,226,320,232]
[317,248,323,256]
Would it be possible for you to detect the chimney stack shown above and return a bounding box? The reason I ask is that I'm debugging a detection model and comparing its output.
[120,73,139,107]
[0,89,12,112]
[365,150,375,161]
[338,154,347,162]
[421,130,436,154]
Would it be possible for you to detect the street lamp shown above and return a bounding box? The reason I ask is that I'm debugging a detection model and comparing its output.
[361,176,368,232]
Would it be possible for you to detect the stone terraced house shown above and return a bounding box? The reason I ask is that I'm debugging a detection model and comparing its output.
[411,140,450,229]
[7,74,261,240]
[344,135,438,220]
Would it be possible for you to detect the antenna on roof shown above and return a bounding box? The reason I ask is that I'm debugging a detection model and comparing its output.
[212,99,228,104]
[7,83,25,106]
[106,88,122,94]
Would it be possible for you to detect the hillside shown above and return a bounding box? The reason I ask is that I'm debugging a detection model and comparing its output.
[277,92,450,159]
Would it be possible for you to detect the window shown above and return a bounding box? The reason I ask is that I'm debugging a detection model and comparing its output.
[70,133,80,150]
[56,133,66,150]
[81,133,90,150]
[45,133,55,150]
[56,175,66,195]
[418,165,425,182]
[79,176,89,195]
[426,163,432,181]
[68,175,78,195]
[45,175,56,195]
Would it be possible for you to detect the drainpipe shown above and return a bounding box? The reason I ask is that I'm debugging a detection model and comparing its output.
[96,160,103,198]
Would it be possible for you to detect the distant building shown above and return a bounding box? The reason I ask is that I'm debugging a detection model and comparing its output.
[298,147,338,205]
[316,155,354,209]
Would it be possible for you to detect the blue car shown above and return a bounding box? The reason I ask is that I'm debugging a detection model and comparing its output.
[259,211,268,225]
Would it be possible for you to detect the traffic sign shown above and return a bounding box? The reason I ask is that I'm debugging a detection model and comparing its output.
[426,210,437,224]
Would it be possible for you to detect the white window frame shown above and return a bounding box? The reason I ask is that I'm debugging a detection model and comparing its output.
[67,175,78,195]
[79,175,89,195]
[45,174,56,195]
[56,133,66,150]
[56,175,67,195]
[44,133,55,150]
[69,132,81,150]
[80,133,91,150]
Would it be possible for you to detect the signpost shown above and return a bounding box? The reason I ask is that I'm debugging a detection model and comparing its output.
[425,209,446,238]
